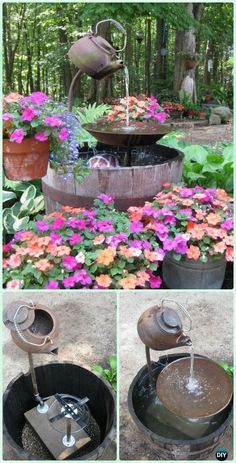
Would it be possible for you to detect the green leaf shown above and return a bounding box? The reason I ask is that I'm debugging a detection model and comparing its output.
[108,355,117,370]
[20,185,37,204]
[3,190,17,202]
[183,145,208,164]
[13,216,30,231]
[172,253,182,261]
[3,213,15,233]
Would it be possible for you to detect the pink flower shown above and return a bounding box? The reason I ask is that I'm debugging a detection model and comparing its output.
[10,129,24,143]
[45,280,59,289]
[154,112,167,123]
[62,276,76,288]
[6,279,21,289]
[28,92,49,105]
[21,106,37,121]
[58,127,69,141]
[68,234,82,245]
[3,113,14,121]
[51,217,65,230]
[36,220,50,232]
[75,252,85,264]
[35,131,48,142]
[44,116,62,127]
[8,254,21,268]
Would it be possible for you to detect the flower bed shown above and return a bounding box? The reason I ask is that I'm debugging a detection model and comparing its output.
[3,186,233,290]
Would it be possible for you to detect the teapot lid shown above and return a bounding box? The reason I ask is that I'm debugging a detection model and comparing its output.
[3,301,35,331]
[159,308,182,333]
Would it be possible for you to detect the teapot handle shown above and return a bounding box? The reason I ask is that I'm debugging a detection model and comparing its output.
[161,299,192,332]
[13,302,52,347]
[95,19,127,52]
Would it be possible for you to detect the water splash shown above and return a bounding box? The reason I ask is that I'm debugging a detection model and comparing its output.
[124,65,130,126]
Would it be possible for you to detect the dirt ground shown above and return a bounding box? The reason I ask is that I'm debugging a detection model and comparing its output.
[177,121,232,145]
[119,291,233,461]
[3,291,116,461]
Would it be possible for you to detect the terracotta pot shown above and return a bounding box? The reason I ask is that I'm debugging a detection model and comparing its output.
[198,111,206,119]
[3,138,50,181]
[185,59,199,70]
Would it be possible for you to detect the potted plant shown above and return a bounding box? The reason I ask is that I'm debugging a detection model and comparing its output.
[3,92,69,181]
[179,52,200,70]
[162,101,184,119]
[128,184,233,289]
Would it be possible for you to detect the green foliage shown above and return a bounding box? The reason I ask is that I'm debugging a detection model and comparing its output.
[219,361,234,377]
[73,102,111,147]
[3,179,44,234]
[91,355,117,391]
[159,133,233,193]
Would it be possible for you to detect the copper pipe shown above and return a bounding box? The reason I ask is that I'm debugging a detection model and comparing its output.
[67,69,83,111]
[28,353,44,407]
[145,346,155,387]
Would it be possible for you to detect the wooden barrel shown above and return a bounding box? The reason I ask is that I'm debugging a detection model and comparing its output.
[42,145,184,212]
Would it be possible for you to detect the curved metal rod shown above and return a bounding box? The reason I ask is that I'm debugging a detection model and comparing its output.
[67,69,83,111]
[161,298,192,332]
[95,19,127,52]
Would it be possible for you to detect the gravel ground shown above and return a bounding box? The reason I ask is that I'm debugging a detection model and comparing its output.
[119,291,233,460]
[172,120,233,145]
[3,291,116,461]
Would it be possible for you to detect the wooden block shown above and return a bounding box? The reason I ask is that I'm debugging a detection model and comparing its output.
[24,398,91,460]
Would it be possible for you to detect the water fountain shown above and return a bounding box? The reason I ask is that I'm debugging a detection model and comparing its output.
[42,18,184,212]
[3,301,115,460]
[128,299,233,460]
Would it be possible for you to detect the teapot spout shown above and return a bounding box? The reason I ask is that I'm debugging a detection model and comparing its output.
[177,334,192,347]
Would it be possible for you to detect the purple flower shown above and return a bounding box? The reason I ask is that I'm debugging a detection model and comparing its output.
[44,116,62,127]
[142,206,154,216]
[62,255,78,271]
[172,234,188,255]
[155,223,168,241]
[67,218,86,230]
[130,221,144,233]
[149,274,162,289]
[98,193,114,205]
[142,240,152,250]
[83,210,97,219]
[221,218,233,230]
[106,233,128,247]
[28,91,49,105]
[74,270,92,286]
[129,239,143,249]
[180,188,193,198]
[179,208,193,219]
[14,230,25,240]
[10,129,24,144]
[3,113,14,121]
[96,220,114,233]
[45,280,59,289]
[36,220,49,233]
[62,276,76,288]
[51,217,65,230]
[50,232,63,245]
[163,239,175,251]
[21,106,37,122]
[68,233,82,245]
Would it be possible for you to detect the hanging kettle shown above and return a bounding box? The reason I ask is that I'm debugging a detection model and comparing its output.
[3,301,59,354]
[68,19,127,80]
[137,299,192,351]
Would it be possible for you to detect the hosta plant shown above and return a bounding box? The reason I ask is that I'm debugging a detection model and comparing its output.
[92,355,117,391]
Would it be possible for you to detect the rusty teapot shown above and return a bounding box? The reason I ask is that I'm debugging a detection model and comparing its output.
[137,299,192,386]
[68,19,126,80]
[4,301,59,354]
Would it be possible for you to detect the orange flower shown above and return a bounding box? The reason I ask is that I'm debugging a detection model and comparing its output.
[195,209,206,220]
[44,211,65,219]
[46,244,71,257]
[181,199,194,206]
[128,207,143,221]
[215,189,233,201]
[119,275,137,289]
[95,274,112,288]
[119,246,133,258]
[226,247,233,262]
[224,235,233,246]
[15,247,31,256]
[189,225,205,240]
[186,245,200,260]
[206,213,222,225]
[93,234,105,245]
[19,231,35,242]
[62,206,83,214]
[144,249,159,262]
[35,259,53,272]
[97,247,116,266]
[213,242,227,254]
[136,271,150,287]
[28,247,45,258]
[31,236,51,247]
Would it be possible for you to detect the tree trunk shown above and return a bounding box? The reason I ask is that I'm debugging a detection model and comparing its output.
[173,3,204,101]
